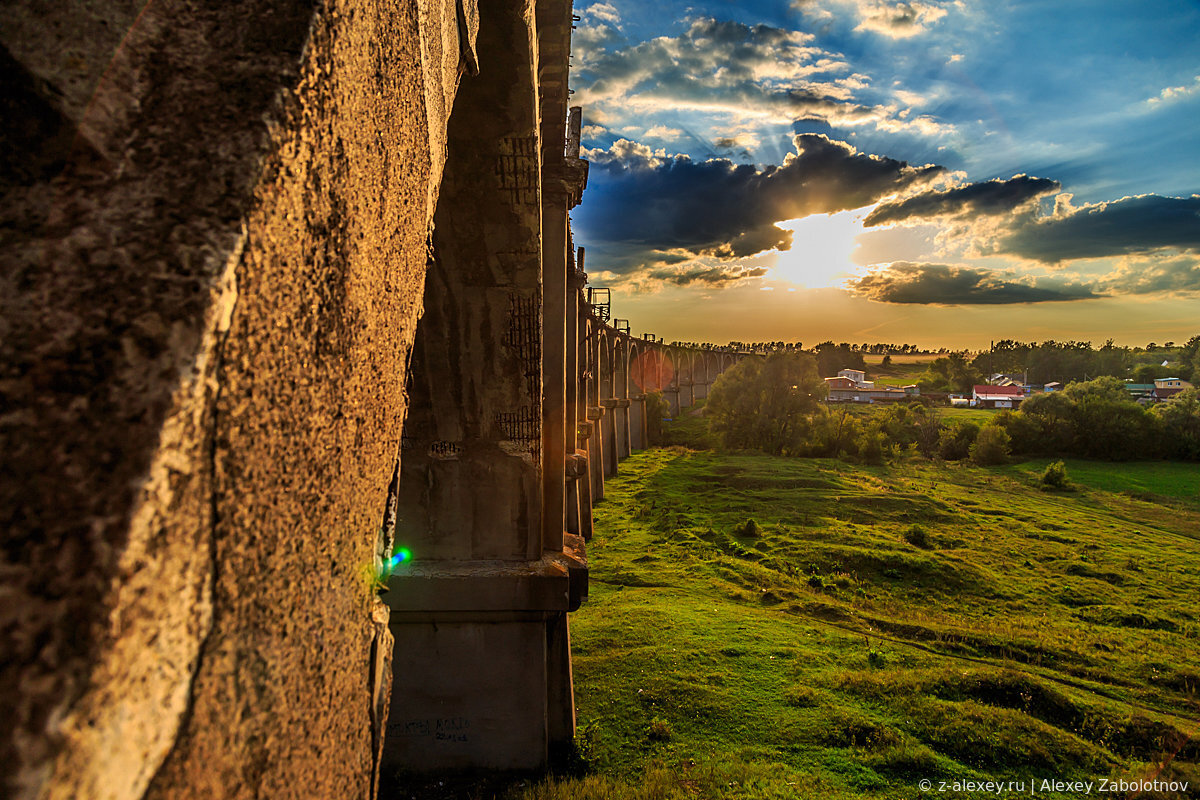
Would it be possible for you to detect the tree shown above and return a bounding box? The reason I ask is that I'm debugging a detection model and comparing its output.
[917,352,981,394]
[1019,390,1076,454]
[1180,334,1200,381]
[1152,388,1200,460]
[970,424,1011,465]
[706,352,827,455]
[812,341,866,377]
[1063,377,1158,460]
[1132,363,1170,384]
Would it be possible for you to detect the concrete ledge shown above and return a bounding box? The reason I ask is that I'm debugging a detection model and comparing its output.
[556,534,588,610]
[566,451,588,479]
[585,406,604,420]
[385,559,571,612]
[601,397,631,408]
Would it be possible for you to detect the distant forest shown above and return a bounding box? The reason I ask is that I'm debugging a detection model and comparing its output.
[676,337,1200,392]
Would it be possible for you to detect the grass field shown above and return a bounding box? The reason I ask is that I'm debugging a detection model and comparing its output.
[1002,459,1200,506]
[508,438,1200,799]
[862,356,931,388]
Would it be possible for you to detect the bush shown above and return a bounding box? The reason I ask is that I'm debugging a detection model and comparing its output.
[644,390,669,446]
[867,648,888,669]
[811,409,860,457]
[992,408,1041,456]
[857,428,887,464]
[735,519,761,538]
[971,424,1011,465]
[783,685,820,707]
[937,421,979,461]
[646,717,672,741]
[903,524,930,549]
[1041,460,1070,489]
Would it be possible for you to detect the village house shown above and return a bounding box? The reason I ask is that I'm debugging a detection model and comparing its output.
[1123,383,1157,402]
[1153,377,1194,400]
[972,384,1025,409]
[824,369,917,404]
[837,368,871,387]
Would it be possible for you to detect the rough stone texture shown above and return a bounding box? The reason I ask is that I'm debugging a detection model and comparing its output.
[0,1,471,798]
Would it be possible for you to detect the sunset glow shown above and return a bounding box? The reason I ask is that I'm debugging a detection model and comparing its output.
[569,1,1200,347]
[773,209,869,289]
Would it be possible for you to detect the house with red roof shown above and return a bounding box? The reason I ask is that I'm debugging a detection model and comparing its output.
[972,384,1025,409]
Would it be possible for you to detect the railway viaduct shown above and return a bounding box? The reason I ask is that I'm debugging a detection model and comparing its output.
[0,1,753,797]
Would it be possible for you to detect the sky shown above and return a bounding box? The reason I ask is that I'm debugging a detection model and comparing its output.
[567,0,1200,350]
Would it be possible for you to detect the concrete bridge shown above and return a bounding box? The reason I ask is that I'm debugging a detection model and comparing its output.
[387,188,751,772]
[0,1,754,797]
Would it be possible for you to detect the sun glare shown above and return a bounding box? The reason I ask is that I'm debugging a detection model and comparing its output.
[773,207,869,288]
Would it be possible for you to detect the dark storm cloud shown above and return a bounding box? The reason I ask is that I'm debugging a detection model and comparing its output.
[578,133,944,270]
[864,175,1060,226]
[1003,194,1200,262]
[846,262,1100,304]
[647,265,770,286]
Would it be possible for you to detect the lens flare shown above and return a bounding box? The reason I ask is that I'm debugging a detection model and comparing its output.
[387,547,412,571]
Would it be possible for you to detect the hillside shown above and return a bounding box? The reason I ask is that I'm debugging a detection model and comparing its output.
[515,443,1200,800]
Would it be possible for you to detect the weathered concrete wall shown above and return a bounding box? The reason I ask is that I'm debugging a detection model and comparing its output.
[0,1,473,798]
[382,0,589,779]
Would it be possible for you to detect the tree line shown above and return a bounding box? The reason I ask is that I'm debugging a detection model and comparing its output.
[704,352,1200,464]
[916,336,1200,394]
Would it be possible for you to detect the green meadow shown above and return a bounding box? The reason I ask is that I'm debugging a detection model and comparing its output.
[510,429,1200,799]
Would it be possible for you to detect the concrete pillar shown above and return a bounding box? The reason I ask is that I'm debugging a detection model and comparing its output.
[386,0,586,776]
[665,388,681,418]
[546,609,575,755]
[564,270,582,537]
[680,379,694,411]
[542,198,568,552]
[575,424,594,541]
[397,0,544,565]
[587,405,606,501]
[600,398,619,476]
[617,400,631,459]
[629,394,646,450]
[565,449,588,539]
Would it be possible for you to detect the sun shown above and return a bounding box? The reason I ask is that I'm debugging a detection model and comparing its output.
[772,207,869,288]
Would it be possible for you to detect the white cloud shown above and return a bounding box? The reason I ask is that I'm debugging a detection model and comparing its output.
[581,124,609,141]
[643,125,684,139]
[571,17,956,150]
[793,0,953,38]
[853,0,948,38]
[583,2,622,27]
[1146,75,1200,107]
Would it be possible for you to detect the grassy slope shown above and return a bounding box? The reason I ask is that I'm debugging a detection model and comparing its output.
[515,441,1200,800]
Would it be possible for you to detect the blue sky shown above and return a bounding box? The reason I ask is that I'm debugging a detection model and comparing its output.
[568,0,1200,348]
